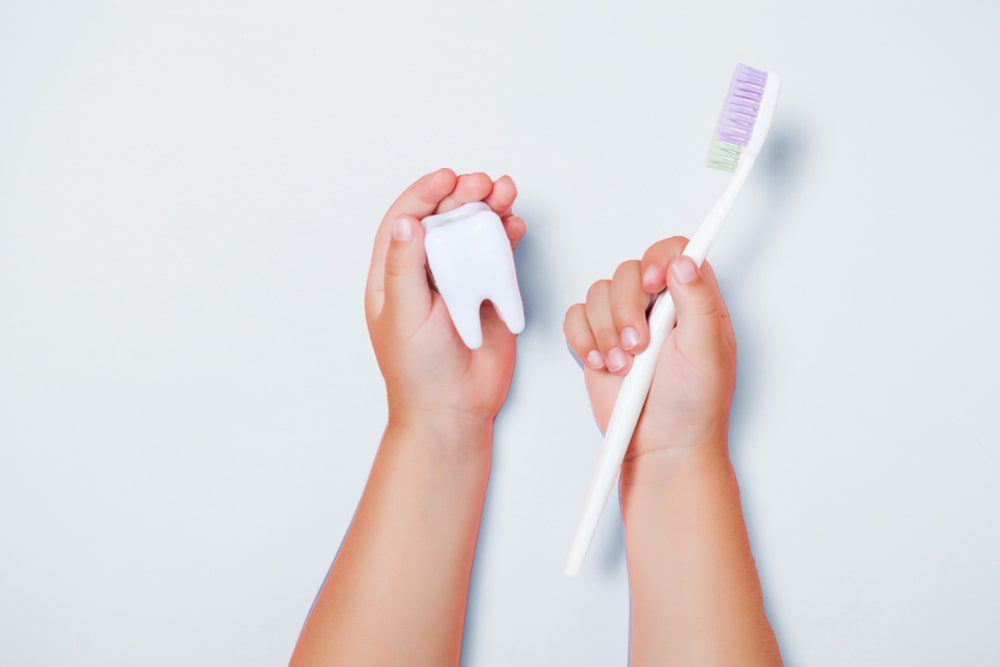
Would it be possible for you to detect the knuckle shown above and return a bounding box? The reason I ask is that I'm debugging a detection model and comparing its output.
[644,236,687,261]
[570,331,593,350]
[614,259,639,278]
[663,235,689,252]
[693,291,720,315]
[595,335,615,351]
[592,320,617,344]
[563,303,585,330]
[640,247,659,264]
[611,301,636,324]
[384,255,411,277]
[567,331,588,348]
[384,258,404,276]
[586,279,610,303]
[646,236,688,260]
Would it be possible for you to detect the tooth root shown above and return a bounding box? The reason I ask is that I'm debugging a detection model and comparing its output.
[450,297,485,350]
[488,283,525,335]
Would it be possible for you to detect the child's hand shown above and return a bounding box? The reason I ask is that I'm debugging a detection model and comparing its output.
[563,237,736,459]
[365,169,526,432]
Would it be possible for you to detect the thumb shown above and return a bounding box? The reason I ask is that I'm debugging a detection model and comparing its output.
[666,255,725,358]
[382,215,432,329]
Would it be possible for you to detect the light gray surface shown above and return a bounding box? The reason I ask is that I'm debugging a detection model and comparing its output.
[1,1,998,665]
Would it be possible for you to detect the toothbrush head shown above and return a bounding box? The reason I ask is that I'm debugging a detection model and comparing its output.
[707,63,780,172]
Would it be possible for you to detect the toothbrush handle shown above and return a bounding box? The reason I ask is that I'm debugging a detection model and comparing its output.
[565,159,752,577]
[563,273,680,577]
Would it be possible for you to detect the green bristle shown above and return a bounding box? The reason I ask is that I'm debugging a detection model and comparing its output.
[707,140,741,172]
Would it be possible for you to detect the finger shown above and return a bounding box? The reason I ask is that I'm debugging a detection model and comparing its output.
[585,280,630,375]
[478,301,517,359]
[610,260,653,354]
[564,303,604,369]
[484,175,517,216]
[435,172,493,213]
[639,236,689,294]
[666,255,728,365]
[700,260,736,349]
[381,216,433,331]
[384,168,457,223]
[503,215,526,250]
[366,169,457,319]
[698,260,730,318]
[582,368,623,434]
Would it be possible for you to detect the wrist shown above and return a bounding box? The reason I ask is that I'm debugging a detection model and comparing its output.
[385,409,494,458]
[628,415,731,461]
[379,417,493,497]
[621,441,732,491]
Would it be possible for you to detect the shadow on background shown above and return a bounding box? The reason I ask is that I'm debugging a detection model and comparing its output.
[726,116,809,443]
[724,115,810,653]
[461,202,561,662]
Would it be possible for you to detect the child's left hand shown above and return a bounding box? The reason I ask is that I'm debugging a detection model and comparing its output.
[365,169,526,433]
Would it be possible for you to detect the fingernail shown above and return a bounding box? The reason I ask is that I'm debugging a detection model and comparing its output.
[586,350,605,369]
[607,347,628,372]
[672,256,698,284]
[621,327,640,350]
[642,266,661,288]
[392,217,414,242]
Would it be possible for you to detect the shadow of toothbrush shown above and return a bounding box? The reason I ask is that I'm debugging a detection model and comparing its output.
[721,118,809,281]
[722,115,810,659]
[724,116,810,442]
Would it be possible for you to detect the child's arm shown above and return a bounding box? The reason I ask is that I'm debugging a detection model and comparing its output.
[291,169,524,667]
[564,237,781,666]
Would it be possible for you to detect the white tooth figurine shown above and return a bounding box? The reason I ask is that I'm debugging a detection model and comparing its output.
[420,202,525,349]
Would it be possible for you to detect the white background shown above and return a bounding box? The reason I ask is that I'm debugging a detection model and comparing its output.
[2,1,998,665]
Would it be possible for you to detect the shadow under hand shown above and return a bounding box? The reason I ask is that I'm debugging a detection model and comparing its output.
[724,115,810,656]
[461,201,562,662]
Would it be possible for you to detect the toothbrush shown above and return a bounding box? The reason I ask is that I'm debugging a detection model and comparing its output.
[565,63,781,577]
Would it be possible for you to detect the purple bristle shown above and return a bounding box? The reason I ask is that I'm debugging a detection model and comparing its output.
[715,64,768,146]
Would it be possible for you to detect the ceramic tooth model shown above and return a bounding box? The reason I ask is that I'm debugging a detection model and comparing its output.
[420,202,525,349]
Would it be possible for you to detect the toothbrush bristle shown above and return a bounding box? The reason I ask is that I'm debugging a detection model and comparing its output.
[707,63,768,171]
[706,140,741,172]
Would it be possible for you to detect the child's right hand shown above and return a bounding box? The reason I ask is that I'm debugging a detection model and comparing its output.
[563,237,737,460]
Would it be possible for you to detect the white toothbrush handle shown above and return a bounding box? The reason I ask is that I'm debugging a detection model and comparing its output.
[562,287,679,576]
[564,159,754,577]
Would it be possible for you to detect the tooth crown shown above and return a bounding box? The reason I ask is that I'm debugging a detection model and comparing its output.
[421,202,525,349]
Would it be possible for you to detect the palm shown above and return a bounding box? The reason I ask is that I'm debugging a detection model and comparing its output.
[408,295,517,416]
[583,330,730,458]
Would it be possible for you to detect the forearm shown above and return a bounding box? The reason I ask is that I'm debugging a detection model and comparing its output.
[291,418,493,666]
[621,445,780,666]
